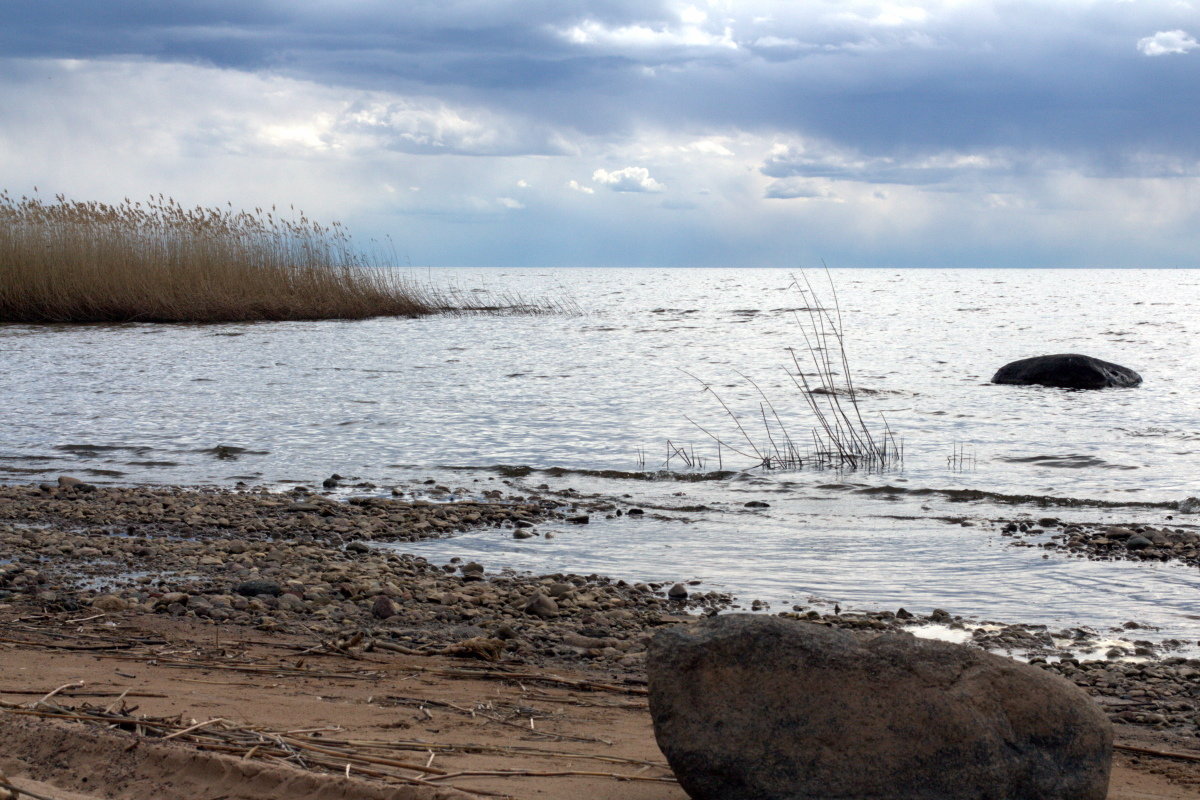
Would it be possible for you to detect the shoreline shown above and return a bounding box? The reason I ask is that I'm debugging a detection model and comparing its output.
[2,479,1200,797]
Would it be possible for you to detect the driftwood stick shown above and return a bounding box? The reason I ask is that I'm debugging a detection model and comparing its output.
[1115,743,1200,762]
[370,641,423,656]
[425,768,677,783]
[384,695,611,745]
[330,737,667,767]
[0,635,135,652]
[160,718,227,741]
[90,653,380,680]
[103,688,132,714]
[0,689,164,700]
[1,776,63,800]
[275,736,447,776]
[32,682,84,709]
[409,665,648,696]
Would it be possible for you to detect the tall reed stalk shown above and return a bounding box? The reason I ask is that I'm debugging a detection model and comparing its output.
[681,270,901,472]
[0,191,552,323]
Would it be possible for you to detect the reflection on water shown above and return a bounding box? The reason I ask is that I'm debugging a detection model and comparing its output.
[2,268,1199,637]
[383,468,1200,648]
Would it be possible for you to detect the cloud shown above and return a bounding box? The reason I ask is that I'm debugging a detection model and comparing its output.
[558,4,737,55]
[592,166,666,192]
[5,4,1200,266]
[560,18,737,53]
[5,2,1200,160]
[761,140,1006,187]
[753,35,804,49]
[339,98,574,157]
[1137,30,1199,56]
[684,138,735,156]
[763,178,837,200]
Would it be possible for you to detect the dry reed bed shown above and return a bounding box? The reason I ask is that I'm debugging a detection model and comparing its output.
[0,192,555,323]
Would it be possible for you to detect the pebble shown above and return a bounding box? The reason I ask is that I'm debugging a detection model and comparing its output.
[524,594,559,618]
[995,516,1200,569]
[91,594,128,612]
[234,580,282,597]
[370,595,397,619]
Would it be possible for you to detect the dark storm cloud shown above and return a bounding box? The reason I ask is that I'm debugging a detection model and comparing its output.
[2,1,1199,171]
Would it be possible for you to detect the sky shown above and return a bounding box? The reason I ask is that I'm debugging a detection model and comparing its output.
[1,1,1199,267]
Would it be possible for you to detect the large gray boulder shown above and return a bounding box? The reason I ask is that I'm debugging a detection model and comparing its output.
[647,615,1111,800]
[991,354,1141,389]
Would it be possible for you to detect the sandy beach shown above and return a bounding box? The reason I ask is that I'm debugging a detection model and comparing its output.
[2,480,1199,799]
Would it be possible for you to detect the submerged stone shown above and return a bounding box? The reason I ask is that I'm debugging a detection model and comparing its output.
[991,354,1141,389]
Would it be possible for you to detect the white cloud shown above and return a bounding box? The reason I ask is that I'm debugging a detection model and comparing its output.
[560,19,736,52]
[259,117,339,151]
[340,98,571,156]
[685,138,735,156]
[833,3,930,28]
[764,178,838,200]
[567,179,595,194]
[497,196,524,209]
[678,5,708,26]
[753,35,804,48]
[761,138,1007,187]
[592,166,667,192]
[1137,30,1199,56]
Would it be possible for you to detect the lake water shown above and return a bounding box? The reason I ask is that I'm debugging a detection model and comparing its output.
[3,268,1199,642]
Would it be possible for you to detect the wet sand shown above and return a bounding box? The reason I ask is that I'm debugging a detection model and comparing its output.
[2,480,1199,799]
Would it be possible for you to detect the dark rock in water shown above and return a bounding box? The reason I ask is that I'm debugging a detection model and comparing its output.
[647,614,1111,800]
[234,579,282,597]
[1125,535,1153,551]
[991,354,1141,389]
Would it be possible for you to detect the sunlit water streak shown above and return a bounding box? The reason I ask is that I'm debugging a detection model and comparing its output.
[2,269,1198,641]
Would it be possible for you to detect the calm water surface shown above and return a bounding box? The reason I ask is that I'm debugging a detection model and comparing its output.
[2,269,1198,640]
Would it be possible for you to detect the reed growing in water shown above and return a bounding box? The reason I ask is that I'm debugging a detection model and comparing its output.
[0,191,540,323]
[681,271,901,472]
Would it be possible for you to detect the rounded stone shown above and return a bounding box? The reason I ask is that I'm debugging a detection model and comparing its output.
[523,593,558,618]
[91,594,128,612]
[647,614,1112,800]
[991,354,1141,390]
